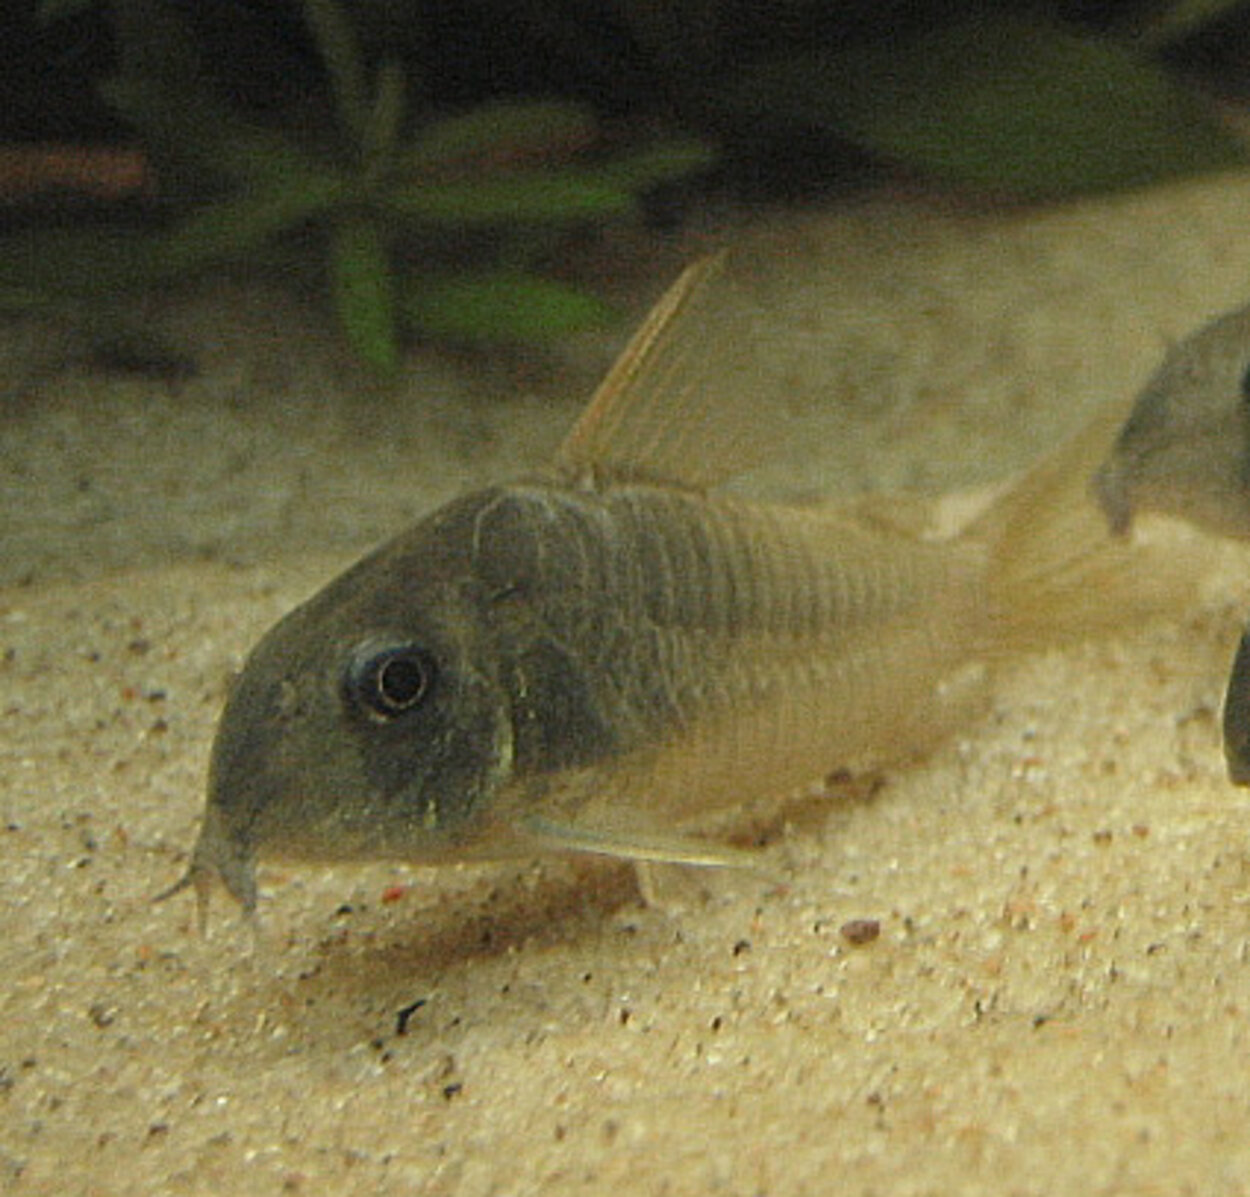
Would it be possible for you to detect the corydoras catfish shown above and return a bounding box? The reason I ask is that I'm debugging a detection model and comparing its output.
[1095,300,1250,540]
[166,255,1176,925]
[1094,300,1250,785]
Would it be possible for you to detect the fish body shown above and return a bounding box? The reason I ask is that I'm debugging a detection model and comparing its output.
[1095,301,1250,540]
[198,475,987,910]
[174,257,1167,920]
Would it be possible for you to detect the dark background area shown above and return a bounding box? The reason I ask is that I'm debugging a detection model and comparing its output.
[8,0,1250,198]
[5,0,1250,358]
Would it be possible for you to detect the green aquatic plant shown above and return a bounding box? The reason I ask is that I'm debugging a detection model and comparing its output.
[10,0,715,368]
[13,0,1250,368]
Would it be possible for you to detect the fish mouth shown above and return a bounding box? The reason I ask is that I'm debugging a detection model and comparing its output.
[190,800,260,914]
[184,659,298,920]
[153,799,256,934]
[155,801,259,930]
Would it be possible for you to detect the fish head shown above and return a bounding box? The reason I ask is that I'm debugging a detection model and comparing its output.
[187,492,521,914]
[1095,302,1250,540]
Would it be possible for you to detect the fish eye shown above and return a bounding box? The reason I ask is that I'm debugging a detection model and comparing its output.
[346,644,436,719]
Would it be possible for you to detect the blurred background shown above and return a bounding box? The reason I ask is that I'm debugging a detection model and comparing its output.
[4,0,1250,364]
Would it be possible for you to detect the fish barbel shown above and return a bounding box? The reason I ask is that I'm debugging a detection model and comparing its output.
[167,254,1171,923]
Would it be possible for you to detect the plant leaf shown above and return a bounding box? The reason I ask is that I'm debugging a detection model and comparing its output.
[577,139,718,190]
[398,101,600,175]
[329,218,400,372]
[383,170,638,226]
[401,271,614,343]
[303,0,371,146]
[155,176,346,272]
[362,58,407,175]
[727,15,1247,198]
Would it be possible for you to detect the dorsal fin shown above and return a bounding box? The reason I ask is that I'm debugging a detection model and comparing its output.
[553,253,780,490]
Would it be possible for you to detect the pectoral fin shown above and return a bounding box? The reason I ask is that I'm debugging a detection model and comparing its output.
[519,814,772,876]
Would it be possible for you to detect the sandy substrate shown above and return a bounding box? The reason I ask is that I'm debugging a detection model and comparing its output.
[6,174,1250,1194]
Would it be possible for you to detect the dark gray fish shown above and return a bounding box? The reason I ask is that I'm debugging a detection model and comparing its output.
[1091,301,1250,787]
[1095,302,1250,540]
[165,256,1173,925]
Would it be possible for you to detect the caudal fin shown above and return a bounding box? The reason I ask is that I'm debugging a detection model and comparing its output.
[968,404,1201,655]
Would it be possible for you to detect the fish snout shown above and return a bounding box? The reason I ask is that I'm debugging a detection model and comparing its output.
[190,669,304,914]
[1224,624,1250,786]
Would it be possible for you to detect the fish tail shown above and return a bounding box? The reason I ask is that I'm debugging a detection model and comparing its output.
[970,404,1196,654]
